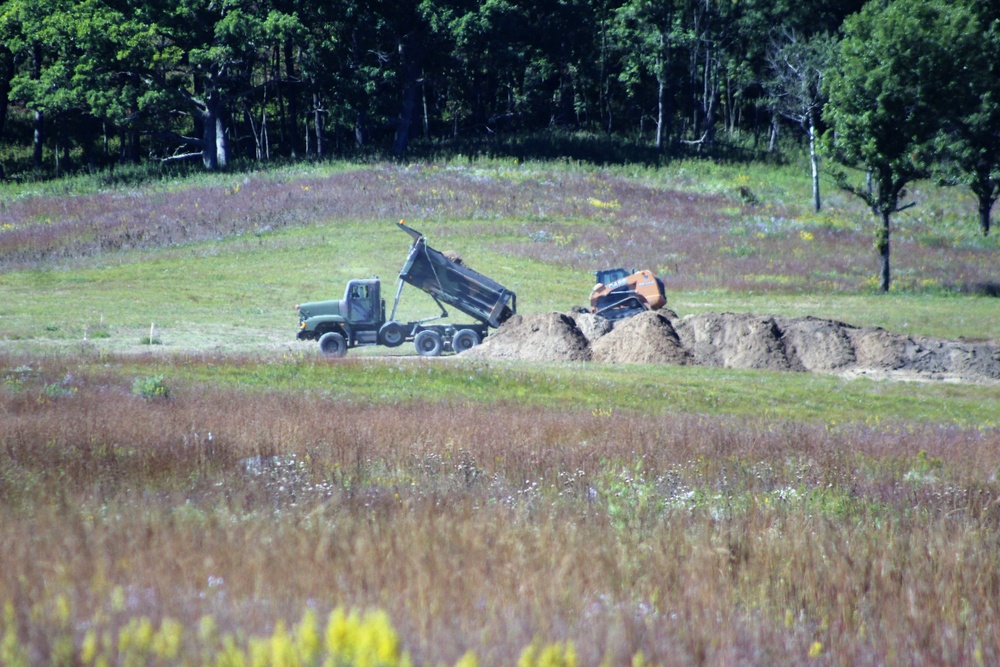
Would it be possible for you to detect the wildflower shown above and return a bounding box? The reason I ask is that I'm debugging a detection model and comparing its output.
[808,641,823,658]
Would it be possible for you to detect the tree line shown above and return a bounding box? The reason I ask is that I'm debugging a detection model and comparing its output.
[0,0,997,290]
[0,0,863,171]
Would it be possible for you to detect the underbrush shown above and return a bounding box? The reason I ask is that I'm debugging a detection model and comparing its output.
[2,353,1000,665]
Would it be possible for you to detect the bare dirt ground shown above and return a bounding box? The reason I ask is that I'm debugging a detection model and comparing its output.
[463,310,1000,385]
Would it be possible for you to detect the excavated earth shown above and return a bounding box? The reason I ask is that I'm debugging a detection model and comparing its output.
[462,310,1000,385]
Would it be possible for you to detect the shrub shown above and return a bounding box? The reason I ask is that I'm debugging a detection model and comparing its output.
[132,375,170,399]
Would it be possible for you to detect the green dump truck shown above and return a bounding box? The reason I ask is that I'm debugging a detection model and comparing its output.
[295,221,517,357]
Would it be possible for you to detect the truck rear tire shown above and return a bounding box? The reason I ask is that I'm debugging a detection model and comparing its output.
[452,328,481,353]
[318,331,348,357]
[378,321,406,347]
[414,330,443,357]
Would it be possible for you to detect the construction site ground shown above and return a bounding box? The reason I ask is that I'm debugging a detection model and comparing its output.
[461,310,1000,385]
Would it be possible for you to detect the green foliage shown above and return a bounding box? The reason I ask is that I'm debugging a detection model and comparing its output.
[39,382,75,399]
[823,0,981,290]
[131,374,170,399]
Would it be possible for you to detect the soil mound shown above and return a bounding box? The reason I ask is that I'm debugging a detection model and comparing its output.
[777,316,856,372]
[569,312,614,343]
[462,312,591,362]
[464,308,999,385]
[674,313,794,371]
[847,328,909,371]
[590,311,690,365]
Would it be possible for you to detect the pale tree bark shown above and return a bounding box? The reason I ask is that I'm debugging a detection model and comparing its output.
[808,110,821,212]
[284,40,299,159]
[312,91,324,158]
[200,90,229,170]
[655,74,666,150]
[31,43,43,170]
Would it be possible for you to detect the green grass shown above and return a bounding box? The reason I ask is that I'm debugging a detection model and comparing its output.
[2,214,995,352]
[34,353,993,428]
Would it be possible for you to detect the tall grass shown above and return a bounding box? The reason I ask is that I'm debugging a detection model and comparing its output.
[3,158,1000,665]
[2,353,1000,665]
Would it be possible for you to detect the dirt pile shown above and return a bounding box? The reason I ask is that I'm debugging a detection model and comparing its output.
[465,310,1000,385]
[674,313,796,372]
[462,312,591,362]
[590,312,690,365]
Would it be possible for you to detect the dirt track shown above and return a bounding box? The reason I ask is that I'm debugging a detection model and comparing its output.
[462,310,1000,385]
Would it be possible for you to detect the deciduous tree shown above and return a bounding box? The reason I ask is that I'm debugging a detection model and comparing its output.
[824,0,961,292]
[767,30,836,212]
[932,1,1000,236]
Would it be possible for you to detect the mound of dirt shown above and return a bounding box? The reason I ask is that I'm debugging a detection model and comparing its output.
[777,316,857,372]
[590,311,690,365]
[673,313,795,371]
[462,312,591,362]
[569,312,614,343]
[464,308,999,385]
[847,327,909,371]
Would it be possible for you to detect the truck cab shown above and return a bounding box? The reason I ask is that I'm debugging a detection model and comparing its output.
[296,278,385,346]
[345,280,381,324]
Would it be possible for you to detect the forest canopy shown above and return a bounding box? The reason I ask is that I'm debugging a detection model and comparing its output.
[0,0,872,172]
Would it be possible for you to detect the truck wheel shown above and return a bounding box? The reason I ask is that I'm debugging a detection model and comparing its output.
[318,331,347,357]
[452,328,480,353]
[378,321,406,348]
[414,330,443,357]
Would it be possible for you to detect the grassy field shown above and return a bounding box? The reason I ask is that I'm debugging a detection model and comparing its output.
[1,158,999,665]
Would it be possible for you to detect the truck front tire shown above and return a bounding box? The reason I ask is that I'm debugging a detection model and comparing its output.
[318,331,348,357]
[414,330,443,357]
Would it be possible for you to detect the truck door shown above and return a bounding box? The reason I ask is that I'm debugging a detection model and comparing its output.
[347,283,374,323]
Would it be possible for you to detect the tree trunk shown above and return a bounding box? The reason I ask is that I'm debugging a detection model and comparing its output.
[0,46,12,143]
[215,111,228,169]
[313,92,324,158]
[808,114,821,212]
[31,42,43,170]
[355,110,367,149]
[201,91,228,170]
[394,32,421,156]
[877,209,891,292]
[979,195,993,236]
[655,74,665,151]
[421,74,429,141]
[970,176,996,236]
[33,110,44,170]
[284,40,298,159]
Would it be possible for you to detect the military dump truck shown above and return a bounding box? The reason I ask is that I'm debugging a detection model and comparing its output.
[295,221,517,357]
[589,267,666,320]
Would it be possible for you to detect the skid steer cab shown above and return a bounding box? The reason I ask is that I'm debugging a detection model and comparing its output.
[294,221,516,357]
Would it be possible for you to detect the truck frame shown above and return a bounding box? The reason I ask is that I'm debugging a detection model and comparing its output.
[295,221,516,357]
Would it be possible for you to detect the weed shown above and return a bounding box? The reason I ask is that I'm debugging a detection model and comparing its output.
[132,374,170,399]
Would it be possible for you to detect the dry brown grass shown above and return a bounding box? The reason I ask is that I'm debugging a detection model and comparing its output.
[3,356,1000,666]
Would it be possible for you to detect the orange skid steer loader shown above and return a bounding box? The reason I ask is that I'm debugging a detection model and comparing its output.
[589,268,666,321]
